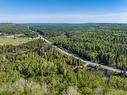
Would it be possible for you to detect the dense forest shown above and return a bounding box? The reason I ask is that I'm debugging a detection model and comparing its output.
[0,23,38,38]
[0,39,127,95]
[0,23,31,35]
[29,23,127,70]
[0,23,127,95]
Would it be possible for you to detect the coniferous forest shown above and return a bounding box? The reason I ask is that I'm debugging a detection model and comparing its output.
[0,23,127,95]
[29,23,127,70]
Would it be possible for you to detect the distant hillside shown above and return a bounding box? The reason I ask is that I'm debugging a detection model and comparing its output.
[0,23,31,35]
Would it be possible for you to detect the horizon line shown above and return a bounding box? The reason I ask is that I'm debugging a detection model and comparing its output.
[0,13,127,23]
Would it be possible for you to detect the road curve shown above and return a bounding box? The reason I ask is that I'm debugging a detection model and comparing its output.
[38,35,127,75]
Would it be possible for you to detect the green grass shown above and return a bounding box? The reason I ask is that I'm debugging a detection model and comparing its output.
[0,37,33,45]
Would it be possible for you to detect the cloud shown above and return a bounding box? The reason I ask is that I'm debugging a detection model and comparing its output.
[0,13,127,23]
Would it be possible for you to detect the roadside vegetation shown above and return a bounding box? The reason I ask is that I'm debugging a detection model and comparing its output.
[29,23,127,70]
[0,39,127,95]
[0,23,127,95]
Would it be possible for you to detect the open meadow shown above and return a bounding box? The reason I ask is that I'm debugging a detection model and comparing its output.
[0,36,33,45]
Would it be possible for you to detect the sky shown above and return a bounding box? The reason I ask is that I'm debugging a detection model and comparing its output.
[0,0,127,23]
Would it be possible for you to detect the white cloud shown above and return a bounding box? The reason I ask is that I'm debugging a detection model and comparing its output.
[0,13,127,23]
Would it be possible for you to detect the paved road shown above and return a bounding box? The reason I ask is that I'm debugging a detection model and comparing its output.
[38,35,127,75]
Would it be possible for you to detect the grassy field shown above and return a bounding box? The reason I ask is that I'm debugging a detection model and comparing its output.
[0,37,33,45]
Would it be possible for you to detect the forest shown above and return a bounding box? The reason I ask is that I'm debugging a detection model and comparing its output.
[0,23,38,38]
[29,23,127,70]
[0,23,127,95]
[0,39,127,95]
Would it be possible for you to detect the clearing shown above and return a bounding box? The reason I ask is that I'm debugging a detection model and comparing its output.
[0,34,39,45]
